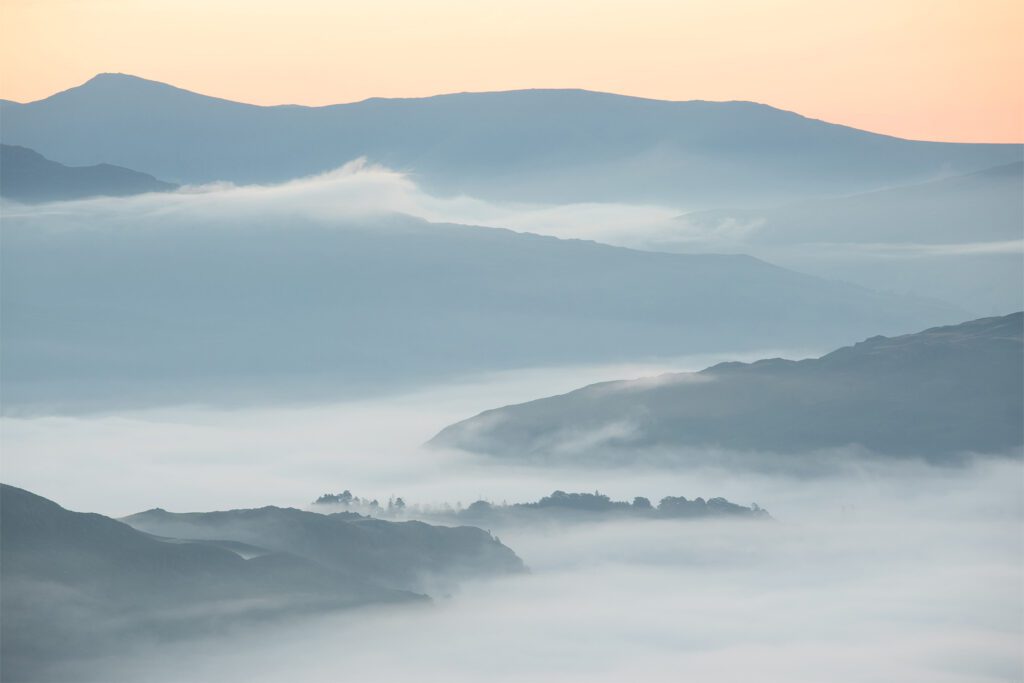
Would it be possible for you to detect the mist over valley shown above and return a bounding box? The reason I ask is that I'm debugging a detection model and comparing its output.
[1,48,1021,683]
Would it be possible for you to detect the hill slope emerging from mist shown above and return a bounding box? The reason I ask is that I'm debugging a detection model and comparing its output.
[121,505,525,592]
[0,484,423,682]
[431,313,1024,461]
[1,211,962,412]
[0,144,176,202]
[1,73,1020,207]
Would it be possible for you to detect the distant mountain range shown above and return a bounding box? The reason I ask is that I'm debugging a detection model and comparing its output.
[1,211,963,413]
[677,162,1024,246]
[431,313,1024,461]
[1,73,1019,207]
[668,162,1024,314]
[0,144,177,203]
[1,484,521,681]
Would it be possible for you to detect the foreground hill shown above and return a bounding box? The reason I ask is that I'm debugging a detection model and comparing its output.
[0,485,427,681]
[1,211,960,413]
[1,73,1019,207]
[0,144,177,203]
[431,313,1024,461]
[121,505,525,593]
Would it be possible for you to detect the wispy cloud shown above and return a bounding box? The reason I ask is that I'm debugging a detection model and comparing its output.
[1,158,684,245]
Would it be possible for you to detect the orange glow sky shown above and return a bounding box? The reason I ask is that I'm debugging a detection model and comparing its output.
[1,0,1021,143]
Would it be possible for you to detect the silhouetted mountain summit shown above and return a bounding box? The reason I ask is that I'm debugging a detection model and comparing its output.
[431,313,1024,461]
[2,73,1019,206]
[0,144,177,202]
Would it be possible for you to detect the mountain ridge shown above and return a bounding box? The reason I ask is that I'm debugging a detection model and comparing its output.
[3,73,1018,206]
[430,313,1024,461]
[27,73,1021,146]
[22,73,891,126]
[120,503,526,592]
[0,143,177,202]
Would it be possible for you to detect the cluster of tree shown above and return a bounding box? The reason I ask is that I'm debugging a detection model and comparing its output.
[313,491,405,514]
[656,495,766,517]
[499,490,763,518]
[313,489,768,523]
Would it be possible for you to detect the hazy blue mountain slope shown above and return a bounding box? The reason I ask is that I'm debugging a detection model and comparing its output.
[1,74,1019,206]
[430,313,1024,461]
[0,144,177,202]
[121,505,525,592]
[0,212,963,413]
[0,484,418,682]
[677,162,1024,245]
[668,163,1024,314]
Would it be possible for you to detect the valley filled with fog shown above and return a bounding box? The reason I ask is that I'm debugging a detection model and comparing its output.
[1,70,1022,683]
[106,488,1024,683]
[4,353,1022,682]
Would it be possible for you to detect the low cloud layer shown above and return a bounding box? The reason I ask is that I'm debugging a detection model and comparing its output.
[37,457,1024,683]
[2,340,1020,683]
[1,159,683,244]
[6,160,1017,264]
[7,157,1015,316]
[0,352,819,515]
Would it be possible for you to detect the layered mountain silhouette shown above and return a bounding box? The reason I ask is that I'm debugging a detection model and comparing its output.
[677,162,1024,246]
[0,143,176,202]
[1,484,522,681]
[1,212,963,412]
[1,73,1019,206]
[669,162,1024,314]
[430,313,1024,461]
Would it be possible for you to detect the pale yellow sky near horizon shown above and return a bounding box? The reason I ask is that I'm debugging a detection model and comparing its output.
[1,0,1021,143]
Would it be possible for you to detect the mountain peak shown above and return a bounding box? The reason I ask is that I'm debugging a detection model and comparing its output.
[86,72,149,83]
[72,72,177,93]
[35,72,225,108]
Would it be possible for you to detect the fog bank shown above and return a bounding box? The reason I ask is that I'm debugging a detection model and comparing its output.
[50,458,1024,683]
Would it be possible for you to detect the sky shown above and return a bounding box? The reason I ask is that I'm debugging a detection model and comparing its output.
[1,0,1021,143]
